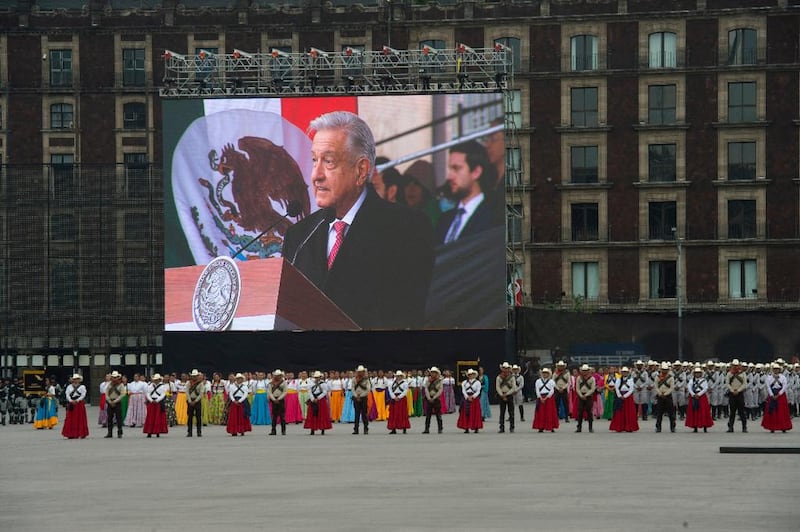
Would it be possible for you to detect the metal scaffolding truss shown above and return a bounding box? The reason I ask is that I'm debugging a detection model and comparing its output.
[159,45,511,97]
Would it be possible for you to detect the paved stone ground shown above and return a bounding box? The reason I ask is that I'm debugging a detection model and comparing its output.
[1,405,797,532]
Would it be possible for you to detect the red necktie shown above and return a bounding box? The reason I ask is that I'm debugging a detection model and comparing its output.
[328,221,347,270]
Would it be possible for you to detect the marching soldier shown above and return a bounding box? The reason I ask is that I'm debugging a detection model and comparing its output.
[654,362,676,433]
[574,364,596,433]
[553,361,571,422]
[726,359,748,433]
[496,362,517,433]
[0,378,9,425]
[351,365,371,435]
[185,369,204,437]
[105,371,127,438]
[422,367,444,434]
[268,369,288,436]
[632,360,652,420]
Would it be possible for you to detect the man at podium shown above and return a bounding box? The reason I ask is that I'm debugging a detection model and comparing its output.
[282,111,434,330]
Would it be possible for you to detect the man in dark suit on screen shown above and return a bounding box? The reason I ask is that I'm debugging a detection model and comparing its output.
[435,140,502,245]
[282,111,434,330]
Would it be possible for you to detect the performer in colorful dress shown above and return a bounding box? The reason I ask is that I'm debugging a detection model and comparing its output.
[372,370,390,421]
[532,368,559,433]
[304,371,332,435]
[62,374,89,439]
[609,367,638,433]
[34,378,58,430]
[442,370,456,414]
[143,373,168,438]
[284,372,303,424]
[412,370,425,417]
[119,375,130,424]
[762,363,793,433]
[686,365,714,433]
[298,371,312,420]
[174,373,188,426]
[98,373,110,427]
[226,374,252,436]
[340,370,355,423]
[602,367,617,420]
[457,369,483,433]
[478,367,492,421]
[208,373,227,425]
[512,365,525,422]
[200,373,211,427]
[249,371,272,426]
[165,374,178,427]
[328,371,344,422]
[387,370,411,434]
[592,367,605,419]
[124,373,147,428]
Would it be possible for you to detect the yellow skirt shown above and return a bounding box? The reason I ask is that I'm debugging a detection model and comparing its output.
[407,391,415,416]
[373,390,389,421]
[329,389,344,421]
[174,392,188,425]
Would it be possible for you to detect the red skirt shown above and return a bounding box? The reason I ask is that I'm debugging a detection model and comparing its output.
[226,402,252,435]
[532,397,560,431]
[304,397,333,431]
[762,395,793,432]
[456,399,483,430]
[143,401,169,435]
[61,402,89,439]
[387,398,411,430]
[609,396,639,432]
[685,394,714,429]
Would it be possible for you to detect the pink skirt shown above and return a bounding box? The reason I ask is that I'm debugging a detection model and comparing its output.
[533,397,560,431]
[284,392,303,423]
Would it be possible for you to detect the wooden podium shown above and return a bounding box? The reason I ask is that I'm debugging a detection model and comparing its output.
[165,258,359,331]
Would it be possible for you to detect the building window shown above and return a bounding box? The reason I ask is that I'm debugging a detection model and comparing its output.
[728,82,756,123]
[505,147,521,187]
[195,47,218,80]
[649,260,677,298]
[571,203,599,241]
[341,45,364,78]
[728,142,756,180]
[50,154,75,194]
[124,261,149,307]
[570,87,598,127]
[648,32,677,68]
[506,89,522,129]
[728,259,757,299]
[50,103,73,129]
[570,146,598,184]
[728,199,756,239]
[123,102,146,130]
[122,48,146,87]
[728,28,757,65]
[0,260,6,310]
[648,201,677,240]
[124,212,149,241]
[648,84,676,125]
[420,39,446,74]
[570,35,598,71]
[50,50,73,87]
[50,213,76,242]
[494,37,521,73]
[572,262,599,299]
[648,144,677,182]
[51,260,77,310]
[124,153,149,198]
[507,204,523,242]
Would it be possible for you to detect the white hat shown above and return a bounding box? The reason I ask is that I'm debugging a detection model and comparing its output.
[235,373,245,380]
[273,369,284,377]
[673,360,682,366]
[647,360,657,366]
[394,370,405,377]
[71,373,83,381]
[635,360,644,365]
[755,363,764,369]
[706,360,715,366]
[151,373,162,381]
[190,369,200,377]
[429,366,441,374]
[556,360,566,367]
[748,362,755,368]
[579,364,591,371]
[731,359,741,366]
[541,367,552,374]
[512,364,520,370]
[313,370,323,378]
[467,368,478,376]
[682,362,690,367]
[776,358,785,364]
[355,365,367,373]
[772,363,781,370]
[110,370,122,379]
[500,362,512,370]
[620,366,630,372]
[660,362,670,370]
[693,366,703,373]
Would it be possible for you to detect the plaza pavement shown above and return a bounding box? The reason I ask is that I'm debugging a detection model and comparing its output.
[1,404,797,532]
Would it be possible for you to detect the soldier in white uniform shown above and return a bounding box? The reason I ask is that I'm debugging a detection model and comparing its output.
[496,362,517,434]
[672,361,688,420]
[726,359,748,433]
[422,367,444,434]
[512,364,525,421]
[632,360,651,420]
[653,362,676,433]
[574,364,596,433]
[646,360,659,416]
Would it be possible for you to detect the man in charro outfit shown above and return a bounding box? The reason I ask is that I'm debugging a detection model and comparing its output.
[553,361,571,423]
[105,371,127,438]
[422,367,444,434]
[726,359,748,433]
[185,369,204,437]
[654,362,676,433]
[268,369,288,436]
[351,365,371,435]
[574,364,596,433]
[496,362,517,433]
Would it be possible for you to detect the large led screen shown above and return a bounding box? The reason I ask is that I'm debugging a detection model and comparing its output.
[164,94,506,331]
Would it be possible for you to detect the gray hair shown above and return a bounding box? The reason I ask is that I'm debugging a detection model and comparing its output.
[308,111,376,180]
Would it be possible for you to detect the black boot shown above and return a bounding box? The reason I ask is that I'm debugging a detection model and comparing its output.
[437,419,443,434]
[281,422,286,435]
[519,405,525,422]
[422,422,430,434]
[269,427,277,435]
[588,422,594,433]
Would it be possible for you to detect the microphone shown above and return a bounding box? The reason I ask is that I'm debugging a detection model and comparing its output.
[289,208,335,265]
[231,200,303,259]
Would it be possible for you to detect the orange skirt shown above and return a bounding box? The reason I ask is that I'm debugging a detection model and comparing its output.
[329,389,344,421]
